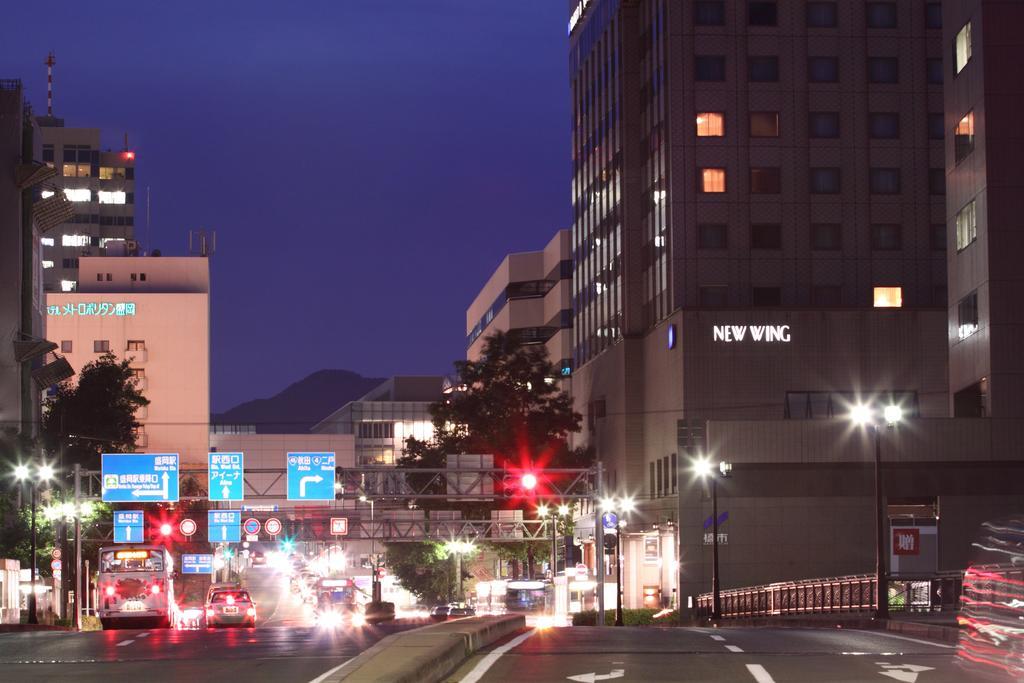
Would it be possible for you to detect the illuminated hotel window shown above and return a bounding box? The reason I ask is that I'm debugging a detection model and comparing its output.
[60,280,76,292]
[62,234,90,247]
[42,260,54,269]
[956,200,977,251]
[955,111,975,163]
[63,188,92,202]
[62,163,90,177]
[955,22,972,74]
[958,291,979,339]
[873,286,903,308]
[699,168,726,193]
[41,237,54,246]
[696,112,724,137]
[98,191,126,205]
[99,166,126,180]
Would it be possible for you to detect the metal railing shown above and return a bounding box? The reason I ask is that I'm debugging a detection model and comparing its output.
[696,572,964,619]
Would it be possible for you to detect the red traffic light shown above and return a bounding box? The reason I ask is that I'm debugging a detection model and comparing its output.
[376,567,386,579]
[159,523,172,537]
[521,473,538,491]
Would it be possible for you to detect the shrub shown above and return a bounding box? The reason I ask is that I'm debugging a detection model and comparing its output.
[571,609,680,626]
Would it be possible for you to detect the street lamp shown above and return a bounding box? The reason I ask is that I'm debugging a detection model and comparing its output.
[598,496,634,626]
[850,402,903,620]
[693,456,731,621]
[444,540,475,602]
[359,494,379,601]
[13,460,55,625]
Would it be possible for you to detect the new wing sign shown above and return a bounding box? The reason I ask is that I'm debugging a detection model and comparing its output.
[102,454,179,502]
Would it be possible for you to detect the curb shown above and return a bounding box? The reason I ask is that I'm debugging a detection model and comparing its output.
[0,624,74,633]
[706,616,960,644]
[325,614,526,683]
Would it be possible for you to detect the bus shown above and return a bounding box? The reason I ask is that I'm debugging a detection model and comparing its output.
[97,545,175,629]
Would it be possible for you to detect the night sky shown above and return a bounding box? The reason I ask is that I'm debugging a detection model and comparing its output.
[1,1,571,411]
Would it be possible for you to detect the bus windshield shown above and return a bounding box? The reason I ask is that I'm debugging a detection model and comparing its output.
[100,549,165,573]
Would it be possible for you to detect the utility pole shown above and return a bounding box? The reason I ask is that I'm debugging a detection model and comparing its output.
[594,462,605,627]
[74,464,82,630]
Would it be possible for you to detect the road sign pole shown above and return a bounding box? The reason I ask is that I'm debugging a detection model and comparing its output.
[74,464,82,630]
[594,461,605,628]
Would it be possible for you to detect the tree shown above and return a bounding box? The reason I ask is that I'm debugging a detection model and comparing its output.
[41,353,149,470]
[401,331,591,475]
[385,542,455,603]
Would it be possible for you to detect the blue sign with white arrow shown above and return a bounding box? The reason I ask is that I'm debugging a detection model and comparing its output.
[286,452,335,501]
[208,510,241,543]
[208,452,244,502]
[181,554,214,574]
[102,454,179,503]
[113,510,145,543]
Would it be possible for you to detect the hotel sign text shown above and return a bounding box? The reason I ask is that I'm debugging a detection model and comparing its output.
[713,325,791,343]
[47,302,137,317]
[568,0,593,35]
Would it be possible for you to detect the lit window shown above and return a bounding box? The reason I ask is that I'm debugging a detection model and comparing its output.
[40,189,55,199]
[699,168,726,193]
[955,22,972,74]
[61,163,89,177]
[60,280,77,292]
[41,237,54,246]
[955,112,975,163]
[98,191,126,205]
[873,286,903,308]
[958,291,979,339]
[63,188,91,202]
[42,260,54,269]
[956,200,977,251]
[62,234,91,247]
[696,112,725,137]
[98,166,126,180]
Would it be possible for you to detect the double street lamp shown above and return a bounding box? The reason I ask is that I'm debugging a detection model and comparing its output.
[693,457,731,621]
[444,540,476,603]
[13,462,55,625]
[599,496,635,626]
[850,402,903,620]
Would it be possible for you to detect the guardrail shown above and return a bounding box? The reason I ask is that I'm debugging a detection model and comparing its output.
[696,572,964,619]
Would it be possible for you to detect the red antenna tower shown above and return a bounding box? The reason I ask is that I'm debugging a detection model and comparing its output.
[45,52,55,116]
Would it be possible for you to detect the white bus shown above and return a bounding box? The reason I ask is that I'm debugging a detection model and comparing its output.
[97,545,175,629]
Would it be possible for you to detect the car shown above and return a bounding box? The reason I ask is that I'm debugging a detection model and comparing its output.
[205,589,257,628]
[448,605,476,618]
[251,551,266,566]
[429,604,450,621]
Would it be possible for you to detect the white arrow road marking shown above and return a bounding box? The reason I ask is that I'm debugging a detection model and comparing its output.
[567,669,624,682]
[299,475,323,497]
[746,664,777,683]
[875,662,935,683]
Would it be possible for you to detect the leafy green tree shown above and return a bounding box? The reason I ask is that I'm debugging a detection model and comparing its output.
[41,353,149,470]
[385,542,456,603]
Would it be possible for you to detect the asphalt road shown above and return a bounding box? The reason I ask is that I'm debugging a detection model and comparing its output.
[451,625,978,683]
[0,565,417,683]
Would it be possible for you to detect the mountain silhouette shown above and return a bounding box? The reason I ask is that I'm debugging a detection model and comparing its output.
[212,369,384,433]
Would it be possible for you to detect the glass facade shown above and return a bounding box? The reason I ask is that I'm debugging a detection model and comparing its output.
[640,0,669,329]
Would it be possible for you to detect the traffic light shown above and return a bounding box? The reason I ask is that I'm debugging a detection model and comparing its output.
[520,473,538,492]
[159,523,172,537]
[503,471,539,498]
[376,567,386,580]
[603,532,617,554]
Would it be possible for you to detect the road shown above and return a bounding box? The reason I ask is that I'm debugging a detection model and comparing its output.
[0,565,417,683]
[452,625,975,682]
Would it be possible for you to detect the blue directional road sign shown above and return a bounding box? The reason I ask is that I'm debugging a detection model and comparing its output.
[208,510,241,543]
[208,452,244,502]
[113,510,145,543]
[286,452,336,501]
[102,453,179,503]
[601,512,619,530]
[181,554,214,575]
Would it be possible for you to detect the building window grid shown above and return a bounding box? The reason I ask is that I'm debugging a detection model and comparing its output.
[955,111,975,163]
[641,1,669,329]
[956,200,977,251]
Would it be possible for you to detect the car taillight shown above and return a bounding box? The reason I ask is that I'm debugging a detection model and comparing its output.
[105,586,115,597]
[151,584,161,594]
[246,607,256,617]
[205,608,214,618]
[226,595,235,605]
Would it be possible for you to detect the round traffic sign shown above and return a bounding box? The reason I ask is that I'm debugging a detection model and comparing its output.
[265,517,282,536]
[243,517,261,535]
[51,559,61,571]
[601,511,618,529]
[51,548,61,560]
[179,518,197,537]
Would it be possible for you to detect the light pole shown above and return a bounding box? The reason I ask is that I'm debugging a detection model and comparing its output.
[359,494,379,602]
[693,457,731,621]
[851,402,903,620]
[14,461,54,625]
[598,496,634,626]
[445,541,474,603]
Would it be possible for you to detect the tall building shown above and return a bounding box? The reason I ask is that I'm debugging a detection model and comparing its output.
[943,0,1024,417]
[466,229,573,377]
[0,80,49,437]
[45,256,209,465]
[35,116,137,294]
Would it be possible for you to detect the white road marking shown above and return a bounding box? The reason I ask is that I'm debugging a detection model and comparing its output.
[460,628,538,683]
[746,664,777,683]
[725,645,744,653]
[136,632,150,638]
[852,630,956,650]
[307,658,356,683]
[710,635,726,641]
[116,639,134,647]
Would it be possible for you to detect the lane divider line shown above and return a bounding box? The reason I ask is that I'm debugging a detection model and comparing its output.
[746,664,777,683]
[725,645,744,653]
[116,639,134,647]
[460,628,539,683]
[308,658,357,683]
[136,633,150,638]
[710,635,726,641]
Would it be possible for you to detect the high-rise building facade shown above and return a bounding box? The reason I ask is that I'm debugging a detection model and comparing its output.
[35,116,136,294]
[943,0,1024,417]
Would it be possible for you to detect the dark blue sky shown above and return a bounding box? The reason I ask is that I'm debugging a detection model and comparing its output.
[1,1,571,411]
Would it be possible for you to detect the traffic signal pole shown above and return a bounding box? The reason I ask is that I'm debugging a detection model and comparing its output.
[74,464,82,630]
[594,461,605,627]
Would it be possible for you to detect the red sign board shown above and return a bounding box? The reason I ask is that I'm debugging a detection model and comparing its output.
[265,517,282,536]
[893,528,920,555]
[179,518,197,537]
[330,518,349,536]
